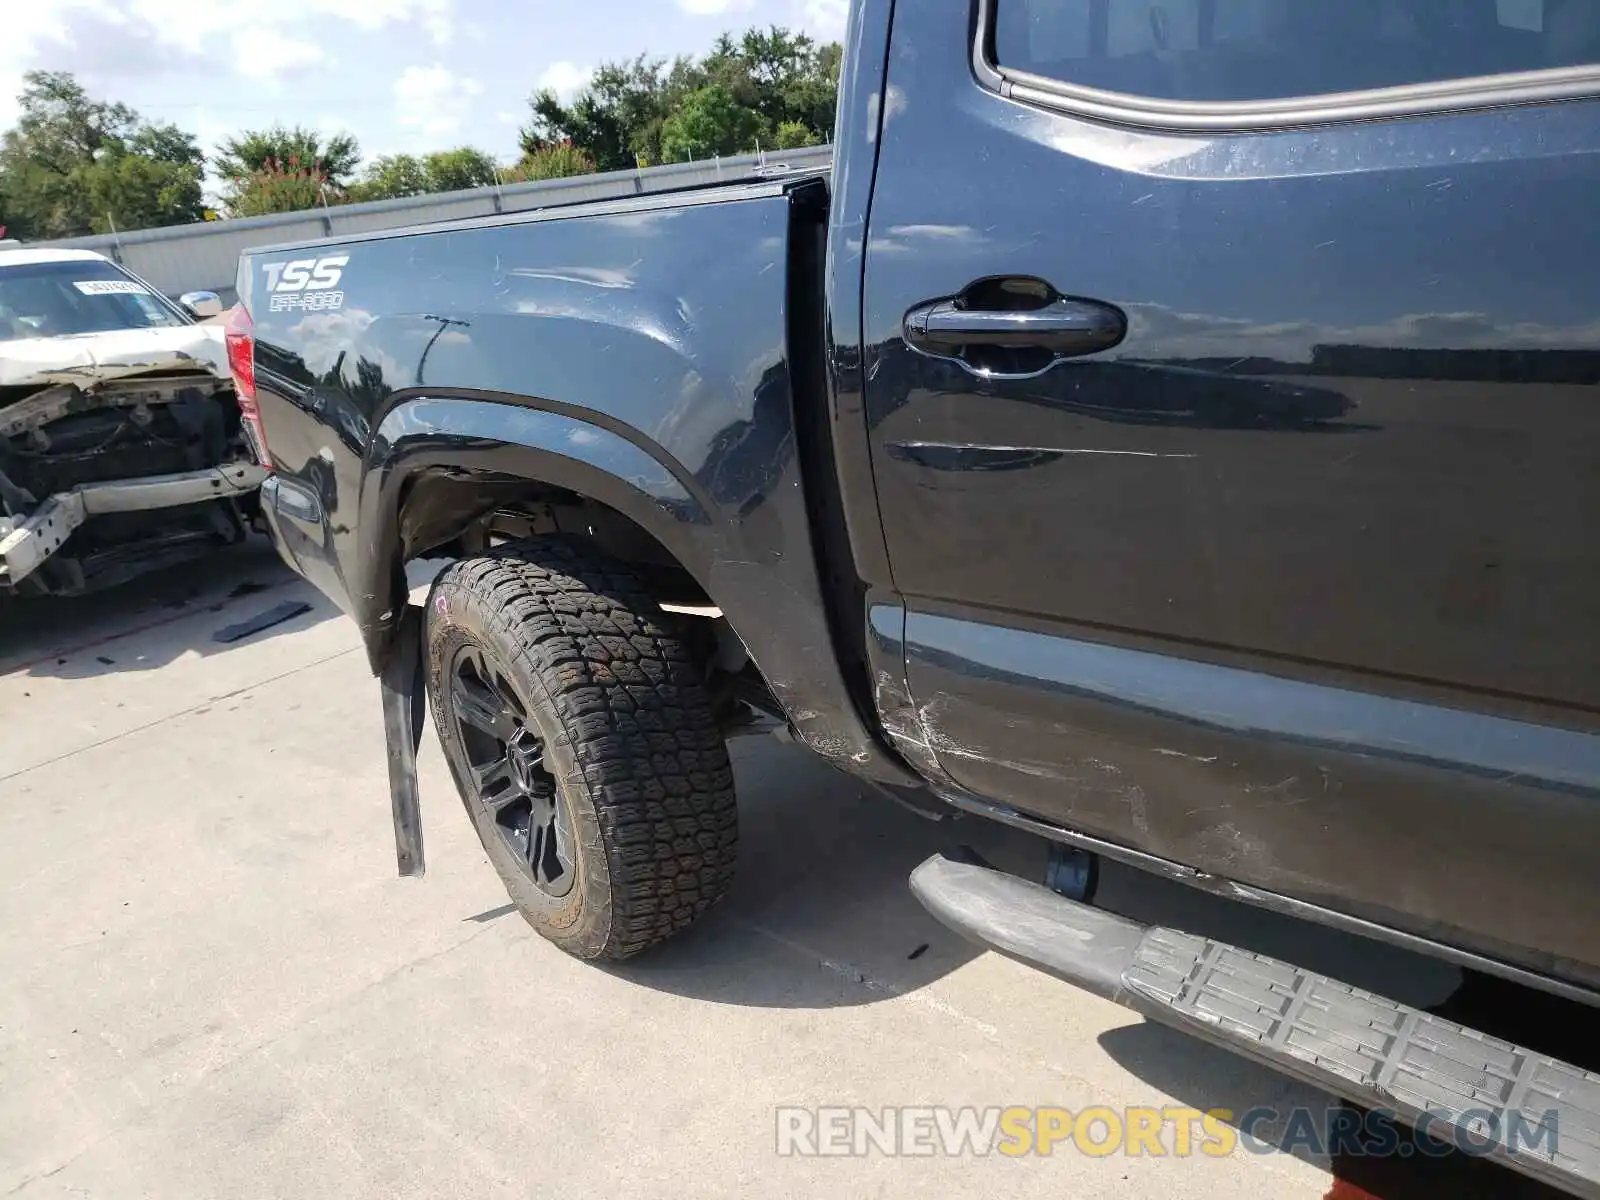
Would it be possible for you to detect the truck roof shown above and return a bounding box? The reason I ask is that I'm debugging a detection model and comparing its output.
[0,247,112,268]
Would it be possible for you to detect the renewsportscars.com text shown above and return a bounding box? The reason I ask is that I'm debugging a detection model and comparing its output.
[775,1104,1558,1160]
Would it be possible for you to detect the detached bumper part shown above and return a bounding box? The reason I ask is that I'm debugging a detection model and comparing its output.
[910,853,1600,1198]
[0,461,267,586]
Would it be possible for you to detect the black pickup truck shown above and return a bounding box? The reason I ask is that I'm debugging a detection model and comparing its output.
[236,0,1600,1191]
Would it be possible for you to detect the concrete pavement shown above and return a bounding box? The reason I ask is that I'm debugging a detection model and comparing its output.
[0,545,1553,1198]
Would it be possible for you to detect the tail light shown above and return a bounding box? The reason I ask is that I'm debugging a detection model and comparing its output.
[225,303,272,470]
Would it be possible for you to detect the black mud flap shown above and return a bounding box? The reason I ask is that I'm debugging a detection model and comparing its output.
[911,853,1600,1199]
[380,604,428,878]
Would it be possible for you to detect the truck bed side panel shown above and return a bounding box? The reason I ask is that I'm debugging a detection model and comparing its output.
[241,182,911,784]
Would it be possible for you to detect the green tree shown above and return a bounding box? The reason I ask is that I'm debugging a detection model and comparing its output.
[127,122,206,168]
[508,142,596,181]
[0,160,71,239]
[347,153,429,202]
[225,160,336,218]
[347,147,502,203]
[660,84,768,162]
[79,152,205,233]
[421,147,499,192]
[4,71,139,173]
[632,56,710,166]
[215,126,359,188]
[523,28,840,172]
[523,56,683,171]
[0,71,204,238]
[772,120,821,150]
[702,28,841,140]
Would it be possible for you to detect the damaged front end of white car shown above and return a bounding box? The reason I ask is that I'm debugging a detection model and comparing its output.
[1,255,266,596]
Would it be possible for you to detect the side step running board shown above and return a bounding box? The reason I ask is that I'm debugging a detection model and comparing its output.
[910,853,1600,1198]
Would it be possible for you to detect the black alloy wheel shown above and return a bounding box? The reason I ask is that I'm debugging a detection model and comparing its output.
[449,644,575,898]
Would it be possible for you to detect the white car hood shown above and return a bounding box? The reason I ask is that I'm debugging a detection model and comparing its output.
[0,325,228,391]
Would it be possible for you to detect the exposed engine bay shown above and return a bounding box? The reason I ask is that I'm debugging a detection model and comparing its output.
[0,328,266,596]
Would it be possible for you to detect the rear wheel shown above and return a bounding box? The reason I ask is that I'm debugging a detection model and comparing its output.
[425,536,738,959]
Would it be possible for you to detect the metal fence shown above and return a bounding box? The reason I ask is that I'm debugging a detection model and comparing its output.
[37,147,833,304]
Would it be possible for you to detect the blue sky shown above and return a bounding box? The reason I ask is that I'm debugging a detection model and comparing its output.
[1,0,848,182]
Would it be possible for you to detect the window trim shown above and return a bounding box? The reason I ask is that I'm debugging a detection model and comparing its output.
[974,0,1600,131]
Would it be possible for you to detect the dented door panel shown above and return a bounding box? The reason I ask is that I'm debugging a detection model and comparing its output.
[863,2,1600,982]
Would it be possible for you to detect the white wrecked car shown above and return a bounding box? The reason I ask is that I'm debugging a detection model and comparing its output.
[0,247,266,595]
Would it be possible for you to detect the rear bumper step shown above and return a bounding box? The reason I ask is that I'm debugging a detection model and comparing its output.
[910,853,1600,1197]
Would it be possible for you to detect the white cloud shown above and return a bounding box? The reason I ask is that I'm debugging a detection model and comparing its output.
[230,28,326,82]
[677,0,756,13]
[411,0,456,47]
[273,0,453,45]
[537,60,593,102]
[393,64,481,144]
[0,5,105,126]
[0,0,459,111]
[799,0,849,39]
[115,0,455,51]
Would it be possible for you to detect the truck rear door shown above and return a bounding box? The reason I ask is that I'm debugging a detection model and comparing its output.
[861,0,1600,987]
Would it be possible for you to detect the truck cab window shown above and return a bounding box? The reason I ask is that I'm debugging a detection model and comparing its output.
[993,0,1600,102]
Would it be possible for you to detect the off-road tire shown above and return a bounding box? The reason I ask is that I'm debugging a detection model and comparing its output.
[425,535,738,959]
